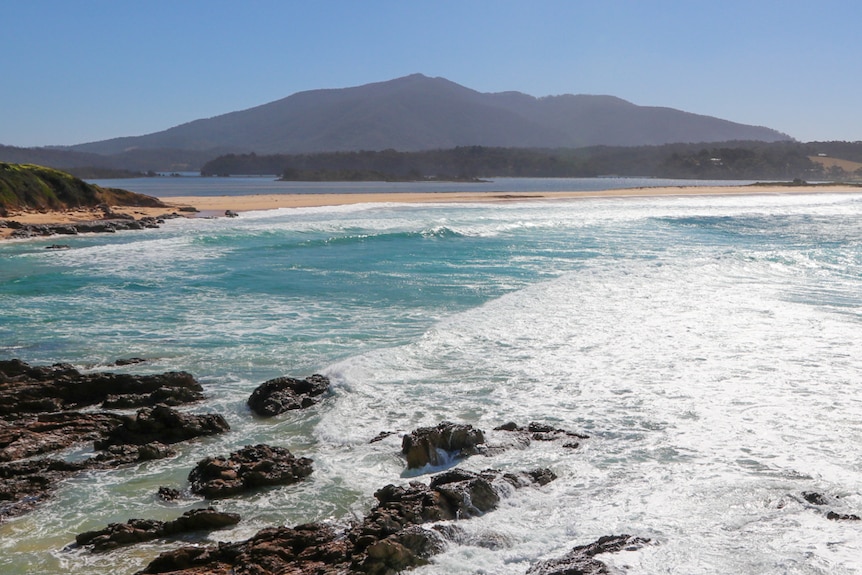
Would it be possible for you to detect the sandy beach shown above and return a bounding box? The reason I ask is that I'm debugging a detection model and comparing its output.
[2,184,861,240]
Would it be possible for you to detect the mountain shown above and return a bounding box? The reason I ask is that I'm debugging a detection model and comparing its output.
[66,74,790,157]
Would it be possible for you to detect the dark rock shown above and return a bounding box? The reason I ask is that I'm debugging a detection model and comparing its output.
[75,507,240,553]
[224,210,239,217]
[140,466,555,575]
[45,244,70,250]
[526,534,651,575]
[246,374,330,417]
[157,486,181,502]
[401,421,485,469]
[188,444,313,498]
[0,458,86,520]
[0,359,204,416]
[802,491,828,506]
[495,421,590,443]
[0,412,126,462]
[113,357,147,366]
[370,431,396,443]
[95,405,229,448]
[827,511,861,521]
[139,523,350,575]
[89,442,178,466]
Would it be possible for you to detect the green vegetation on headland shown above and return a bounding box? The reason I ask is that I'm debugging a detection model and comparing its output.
[0,163,166,213]
[201,141,862,182]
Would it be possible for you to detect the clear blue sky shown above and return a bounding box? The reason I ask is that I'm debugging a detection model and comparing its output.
[2,0,860,147]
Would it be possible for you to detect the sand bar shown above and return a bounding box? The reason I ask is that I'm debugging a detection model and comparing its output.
[3,185,861,240]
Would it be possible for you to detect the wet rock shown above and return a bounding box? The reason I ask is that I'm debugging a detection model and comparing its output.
[0,359,204,416]
[495,421,590,443]
[0,458,86,520]
[139,522,350,575]
[526,534,651,575]
[113,357,147,366]
[401,421,485,469]
[94,405,229,448]
[370,431,396,443]
[247,374,330,417]
[0,412,126,462]
[8,218,164,239]
[75,507,241,553]
[827,511,861,521]
[157,486,181,502]
[224,210,239,217]
[188,444,313,498]
[140,466,556,575]
[802,491,828,506]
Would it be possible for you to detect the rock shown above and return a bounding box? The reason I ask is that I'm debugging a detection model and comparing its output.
[139,523,350,575]
[45,244,70,250]
[0,412,126,462]
[75,507,240,553]
[188,444,313,498]
[370,431,396,443]
[526,534,651,575]
[224,210,239,217]
[494,421,590,442]
[246,374,330,417]
[157,486,181,502]
[95,405,229,448]
[113,357,147,366]
[140,466,555,575]
[827,511,861,521]
[0,359,204,416]
[802,491,828,506]
[0,458,86,520]
[401,421,485,469]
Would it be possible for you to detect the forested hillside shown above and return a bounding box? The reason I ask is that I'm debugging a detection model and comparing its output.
[201,141,861,181]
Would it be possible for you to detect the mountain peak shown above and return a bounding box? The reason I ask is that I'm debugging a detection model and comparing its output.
[68,75,791,155]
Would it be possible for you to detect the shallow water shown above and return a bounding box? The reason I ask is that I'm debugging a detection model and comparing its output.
[2,191,862,574]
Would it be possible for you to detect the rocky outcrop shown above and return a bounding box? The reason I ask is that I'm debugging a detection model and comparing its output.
[526,534,651,575]
[95,405,230,448]
[0,359,204,415]
[0,412,126,461]
[6,217,176,239]
[800,491,862,521]
[188,444,313,498]
[0,359,221,521]
[75,507,241,553]
[401,421,486,469]
[246,374,330,417]
[140,466,556,575]
[495,421,590,449]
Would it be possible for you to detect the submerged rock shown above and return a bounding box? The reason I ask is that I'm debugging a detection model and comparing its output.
[526,534,651,575]
[401,421,485,470]
[75,507,241,553]
[247,374,330,417]
[188,444,313,498]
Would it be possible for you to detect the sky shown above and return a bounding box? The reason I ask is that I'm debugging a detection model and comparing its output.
[2,0,861,147]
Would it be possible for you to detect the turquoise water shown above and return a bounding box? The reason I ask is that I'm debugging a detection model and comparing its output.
[2,189,862,573]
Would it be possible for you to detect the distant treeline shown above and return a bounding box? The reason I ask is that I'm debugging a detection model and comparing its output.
[200,141,862,181]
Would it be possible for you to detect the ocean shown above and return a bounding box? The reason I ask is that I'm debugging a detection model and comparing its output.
[1,180,862,574]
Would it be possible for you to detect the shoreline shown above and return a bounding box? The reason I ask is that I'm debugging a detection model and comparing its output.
[3,184,862,240]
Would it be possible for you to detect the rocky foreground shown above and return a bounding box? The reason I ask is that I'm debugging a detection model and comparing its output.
[14,357,857,574]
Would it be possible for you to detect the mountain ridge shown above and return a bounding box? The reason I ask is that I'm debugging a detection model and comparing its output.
[66,74,791,156]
